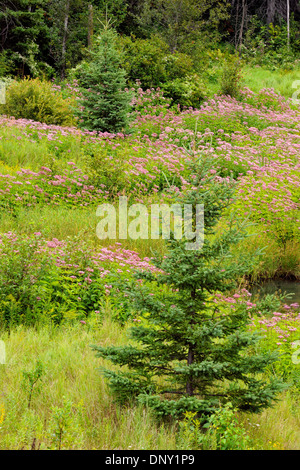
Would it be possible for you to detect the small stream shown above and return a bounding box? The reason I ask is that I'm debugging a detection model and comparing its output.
[250,279,300,305]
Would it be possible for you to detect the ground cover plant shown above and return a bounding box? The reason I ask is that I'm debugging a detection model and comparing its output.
[0,67,299,450]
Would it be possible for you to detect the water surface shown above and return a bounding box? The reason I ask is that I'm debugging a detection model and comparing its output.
[250,279,300,304]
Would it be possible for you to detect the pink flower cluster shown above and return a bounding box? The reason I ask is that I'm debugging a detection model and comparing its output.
[0,165,106,208]
[212,288,300,345]
[249,304,300,346]
[0,232,160,280]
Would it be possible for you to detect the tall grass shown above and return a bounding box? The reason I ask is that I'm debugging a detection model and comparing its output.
[1,311,299,450]
[0,126,82,171]
[240,390,300,450]
[0,205,168,259]
[0,310,177,450]
[242,64,300,100]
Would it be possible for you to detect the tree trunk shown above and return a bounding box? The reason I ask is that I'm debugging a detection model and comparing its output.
[238,0,246,54]
[61,0,70,80]
[186,345,194,396]
[287,0,290,50]
[267,0,276,24]
[186,288,196,396]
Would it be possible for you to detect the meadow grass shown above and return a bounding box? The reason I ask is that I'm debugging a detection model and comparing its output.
[229,226,300,281]
[0,204,168,260]
[242,63,300,99]
[200,62,300,101]
[1,312,299,450]
[0,310,178,450]
[240,389,300,450]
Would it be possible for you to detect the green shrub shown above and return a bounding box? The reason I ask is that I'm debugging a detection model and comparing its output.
[83,147,128,198]
[163,52,194,81]
[219,56,244,99]
[67,61,90,87]
[1,78,76,126]
[120,35,169,89]
[162,74,207,108]
[177,404,252,450]
[0,235,51,330]
[0,51,14,77]
[120,35,195,91]
[242,17,299,70]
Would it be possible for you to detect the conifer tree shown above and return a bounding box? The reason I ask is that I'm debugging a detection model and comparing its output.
[93,152,286,420]
[77,24,132,133]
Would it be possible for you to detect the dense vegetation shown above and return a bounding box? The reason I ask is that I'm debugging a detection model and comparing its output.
[1,1,300,81]
[0,0,299,452]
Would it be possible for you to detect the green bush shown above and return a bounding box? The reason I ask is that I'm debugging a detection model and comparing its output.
[120,35,169,89]
[177,404,252,450]
[1,78,76,126]
[83,145,129,198]
[162,74,207,108]
[0,235,51,330]
[219,56,244,99]
[119,35,196,90]
[163,51,194,81]
[0,51,14,77]
[242,17,299,70]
